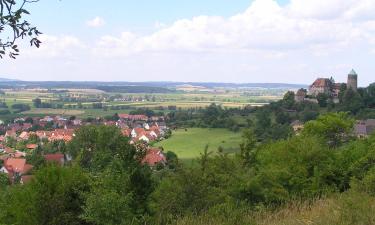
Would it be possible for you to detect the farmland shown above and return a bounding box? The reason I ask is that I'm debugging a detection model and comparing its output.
[0,84,290,120]
[154,128,243,161]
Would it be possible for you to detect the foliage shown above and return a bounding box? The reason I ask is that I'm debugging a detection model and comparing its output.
[0,165,90,225]
[67,125,140,172]
[0,0,41,59]
[82,159,155,225]
[247,136,337,203]
[303,112,355,148]
[282,91,295,109]
[240,129,257,166]
[151,151,250,223]
[0,173,9,187]
[316,93,328,107]
[341,88,364,114]
[11,103,30,112]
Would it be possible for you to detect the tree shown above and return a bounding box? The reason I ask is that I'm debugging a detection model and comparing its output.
[363,83,375,108]
[0,0,42,59]
[341,88,364,114]
[82,159,154,225]
[239,135,339,206]
[0,166,90,225]
[0,173,9,188]
[316,93,328,107]
[303,112,355,148]
[32,98,42,108]
[240,129,257,166]
[282,91,295,109]
[68,125,140,172]
[165,151,179,169]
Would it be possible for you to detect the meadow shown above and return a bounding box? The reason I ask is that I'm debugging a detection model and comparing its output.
[154,128,243,160]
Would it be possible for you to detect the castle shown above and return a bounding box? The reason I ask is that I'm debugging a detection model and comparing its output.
[295,69,358,102]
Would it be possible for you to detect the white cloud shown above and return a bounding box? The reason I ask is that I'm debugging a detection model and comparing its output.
[91,0,375,58]
[86,17,105,27]
[24,35,86,59]
[6,0,375,84]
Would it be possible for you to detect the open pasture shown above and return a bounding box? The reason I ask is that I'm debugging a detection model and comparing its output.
[154,128,243,160]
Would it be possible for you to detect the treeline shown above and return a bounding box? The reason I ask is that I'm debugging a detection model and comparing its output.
[96,85,175,93]
[1,113,375,224]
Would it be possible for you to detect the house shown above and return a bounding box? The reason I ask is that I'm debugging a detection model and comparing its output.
[36,131,51,140]
[40,116,54,122]
[20,175,34,184]
[14,151,26,158]
[49,129,75,142]
[26,144,38,150]
[143,123,150,130]
[119,114,148,121]
[44,153,65,166]
[72,119,82,126]
[0,158,33,176]
[295,89,307,102]
[137,134,150,143]
[5,130,17,140]
[4,147,15,154]
[18,131,30,140]
[354,119,375,138]
[291,120,304,133]
[121,128,132,137]
[131,128,146,138]
[22,123,33,130]
[142,148,167,167]
[309,78,333,97]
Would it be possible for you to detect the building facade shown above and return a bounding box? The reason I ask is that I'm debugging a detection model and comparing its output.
[308,69,358,98]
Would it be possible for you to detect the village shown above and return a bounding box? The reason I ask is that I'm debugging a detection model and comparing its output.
[0,113,170,185]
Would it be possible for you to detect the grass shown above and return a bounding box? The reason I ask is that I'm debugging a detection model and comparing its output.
[154,128,243,160]
[173,192,375,225]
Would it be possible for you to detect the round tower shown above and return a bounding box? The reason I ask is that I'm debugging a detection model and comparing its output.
[347,69,358,91]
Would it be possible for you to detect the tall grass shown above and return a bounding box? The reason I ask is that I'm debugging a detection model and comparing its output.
[171,191,375,225]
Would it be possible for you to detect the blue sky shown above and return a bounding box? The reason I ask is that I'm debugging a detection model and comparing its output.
[27,0,287,36]
[2,0,375,86]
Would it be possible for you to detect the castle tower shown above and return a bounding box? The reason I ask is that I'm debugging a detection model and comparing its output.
[347,69,358,91]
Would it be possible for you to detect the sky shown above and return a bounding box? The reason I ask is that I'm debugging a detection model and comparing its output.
[1,0,375,86]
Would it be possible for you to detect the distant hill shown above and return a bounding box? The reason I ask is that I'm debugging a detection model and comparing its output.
[0,80,307,92]
[0,77,20,82]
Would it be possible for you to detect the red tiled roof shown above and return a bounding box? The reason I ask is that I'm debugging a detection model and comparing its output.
[119,114,148,121]
[4,147,15,154]
[26,144,38,150]
[121,129,132,137]
[44,153,65,166]
[142,148,166,166]
[21,175,34,184]
[4,158,33,174]
[311,78,331,88]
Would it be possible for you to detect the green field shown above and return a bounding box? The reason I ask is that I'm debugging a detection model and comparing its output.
[154,128,243,160]
[0,88,282,120]
[22,108,85,116]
